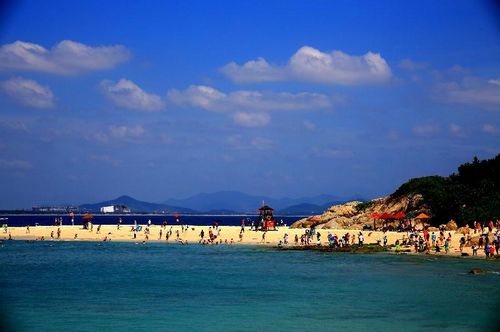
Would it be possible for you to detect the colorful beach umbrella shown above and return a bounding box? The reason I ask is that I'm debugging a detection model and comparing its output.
[405,212,415,219]
[415,213,430,219]
[394,212,406,219]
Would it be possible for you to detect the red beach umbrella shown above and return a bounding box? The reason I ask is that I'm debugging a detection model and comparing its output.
[82,213,93,220]
[394,212,406,219]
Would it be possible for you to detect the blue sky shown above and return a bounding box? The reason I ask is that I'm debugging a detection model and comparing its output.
[0,0,499,208]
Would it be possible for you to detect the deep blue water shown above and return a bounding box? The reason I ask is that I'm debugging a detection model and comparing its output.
[0,215,304,227]
[1,241,499,331]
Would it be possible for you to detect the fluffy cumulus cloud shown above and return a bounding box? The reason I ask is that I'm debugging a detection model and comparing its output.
[220,57,286,83]
[168,85,333,112]
[0,40,130,75]
[0,77,54,108]
[232,112,271,127]
[92,125,145,144]
[220,46,392,85]
[168,85,333,127]
[100,79,164,111]
[435,77,500,109]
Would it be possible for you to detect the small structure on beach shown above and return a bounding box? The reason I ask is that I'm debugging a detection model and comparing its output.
[258,205,276,231]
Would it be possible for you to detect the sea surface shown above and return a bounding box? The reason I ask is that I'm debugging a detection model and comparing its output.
[0,214,304,227]
[1,241,499,332]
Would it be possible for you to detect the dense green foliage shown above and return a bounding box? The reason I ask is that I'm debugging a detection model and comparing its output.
[391,155,500,226]
[355,201,374,212]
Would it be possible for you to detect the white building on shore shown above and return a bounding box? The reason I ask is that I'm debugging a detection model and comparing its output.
[100,205,131,214]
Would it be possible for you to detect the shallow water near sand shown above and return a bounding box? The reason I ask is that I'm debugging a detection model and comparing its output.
[1,241,499,331]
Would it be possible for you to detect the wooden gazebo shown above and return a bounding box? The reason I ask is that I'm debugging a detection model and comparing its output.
[258,205,276,231]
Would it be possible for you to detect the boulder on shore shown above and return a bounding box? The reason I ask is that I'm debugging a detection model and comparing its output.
[290,193,429,230]
[445,220,458,231]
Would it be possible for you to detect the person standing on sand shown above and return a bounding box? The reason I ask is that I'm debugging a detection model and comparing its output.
[261,232,266,243]
[96,225,101,234]
[484,243,490,258]
[50,230,54,239]
[444,238,450,254]
[57,228,61,239]
[358,232,364,248]
[26,225,30,234]
[459,236,465,253]
[159,229,163,240]
[472,244,478,256]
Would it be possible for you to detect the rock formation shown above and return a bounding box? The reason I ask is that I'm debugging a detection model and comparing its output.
[290,194,429,229]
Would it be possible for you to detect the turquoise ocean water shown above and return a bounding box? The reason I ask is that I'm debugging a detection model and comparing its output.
[1,241,499,331]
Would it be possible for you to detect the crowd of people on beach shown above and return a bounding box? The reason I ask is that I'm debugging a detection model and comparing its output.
[3,215,499,259]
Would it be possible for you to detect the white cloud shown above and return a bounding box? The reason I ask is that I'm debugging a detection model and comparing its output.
[220,46,392,85]
[109,125,145,139]
[168,85,333,112]
[226,135,273,150]
[168,85,225,112]
[0,159,33,170]
[311,148,353,159]
[488,78,500,86]
[101,79,164,111]
[220,57,286,83]
[0,40,130,75]
[233,112,270,127]
[92,125,145,144]
[482,124,500,134]
[168,85,333,127]
[0,77,54,108]
[435,77,500,109]
[412,124,439,136]
[398,59,429,71]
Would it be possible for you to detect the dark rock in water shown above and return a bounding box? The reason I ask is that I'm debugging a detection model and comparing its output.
[469,268,485,275]
[461,253,469,256]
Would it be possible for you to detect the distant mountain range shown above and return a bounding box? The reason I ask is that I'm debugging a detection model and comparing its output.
[163,191,362,214]
[79,191,364,214]
[79,195,196,214]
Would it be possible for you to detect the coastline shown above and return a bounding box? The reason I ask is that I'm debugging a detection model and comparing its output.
[2,224,497,259]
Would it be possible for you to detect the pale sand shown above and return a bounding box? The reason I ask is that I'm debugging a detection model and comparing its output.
[1,224,494,258]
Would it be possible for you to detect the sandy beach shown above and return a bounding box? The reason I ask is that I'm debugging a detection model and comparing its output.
[2,224,496,258]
